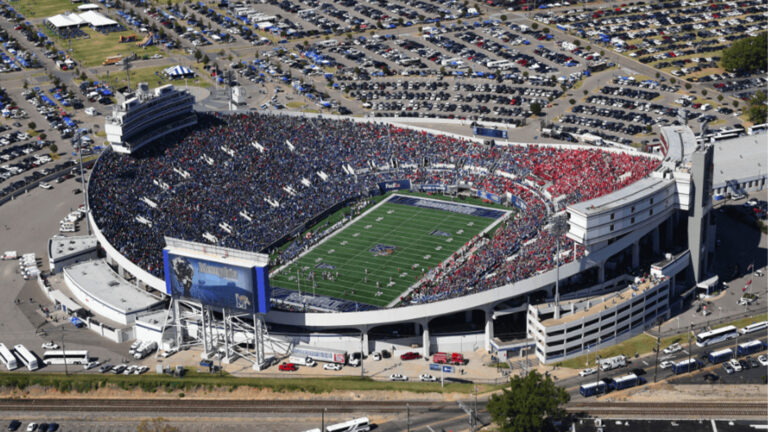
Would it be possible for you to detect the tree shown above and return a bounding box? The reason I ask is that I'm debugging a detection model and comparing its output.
[28,122,36,130]
[500,15,507,21]
[487,371,570,432]
[202,54,210,65]
[531,23,539,30]
[670,77,676,85]
[530,102,542,116]
[721,33,767,73]
[701,89,707,97]
[684,83,692,90]
[48,143,57,153]
[717,94,724,102]
[747,91,768,124]
[568,98,576,105]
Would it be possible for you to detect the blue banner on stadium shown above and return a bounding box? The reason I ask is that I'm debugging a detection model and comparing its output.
[378,179,411,193]
[473,127,508,139]
[420,183,446,192]
[163,251,270,313]
[509,195,527,210]
[477,190,501,204]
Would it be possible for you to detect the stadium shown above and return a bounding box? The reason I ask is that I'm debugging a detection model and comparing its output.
[74,84,720,367]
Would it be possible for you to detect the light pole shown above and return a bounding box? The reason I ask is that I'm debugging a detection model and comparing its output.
[550,215,569,319]
[687,323,693,373]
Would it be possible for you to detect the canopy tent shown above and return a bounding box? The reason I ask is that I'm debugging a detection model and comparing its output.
[78,10,118,27]
[163,65,195,78]
[77,3,100,10]
[47,13,86,29]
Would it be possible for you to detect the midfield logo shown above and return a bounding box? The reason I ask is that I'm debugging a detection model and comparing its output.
[369,244,397,256]
[430,230,451,237]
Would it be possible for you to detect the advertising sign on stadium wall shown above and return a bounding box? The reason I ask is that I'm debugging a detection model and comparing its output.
[163,250,270,313]
[476,190,501,204]
[378,179,411,193]
[420,183,446,192]
[508,194,528,210]
[473,126,508,139]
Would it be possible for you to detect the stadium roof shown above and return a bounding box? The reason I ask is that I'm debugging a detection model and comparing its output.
[660,125,697,165]
[712,134,767,188]
[48,235,98,262]
[63,260,164,314]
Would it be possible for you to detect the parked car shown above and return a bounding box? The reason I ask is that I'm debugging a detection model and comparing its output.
[84,360,100,370]
[663,343,682,354]
[659,361,674,369]
[99,364,113,373]
[758,355,768,367]
[579,367,597,377]
[722,361,735,374]
[7,420,21,431]
[419,373,437,382]
[400,351,422,360]
[323,363,342,371]
[279,362,297,372]
[372,352,381,361]
[41,342,58,350]
[389,373,408,381]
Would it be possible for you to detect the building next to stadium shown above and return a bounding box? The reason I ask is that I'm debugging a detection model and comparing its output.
[45,84,760,368]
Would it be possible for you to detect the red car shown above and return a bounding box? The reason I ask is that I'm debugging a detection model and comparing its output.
[278,362,297,372]
[400,352,422,361]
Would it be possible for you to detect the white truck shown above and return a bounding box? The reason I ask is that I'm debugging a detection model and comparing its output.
[292,344,347,364]
[288,356,317,367]
[600,355,627,371]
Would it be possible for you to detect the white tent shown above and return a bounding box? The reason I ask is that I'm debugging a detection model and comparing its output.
[47,13,86,29]
[77,3,101,11]
[78,10,118,27]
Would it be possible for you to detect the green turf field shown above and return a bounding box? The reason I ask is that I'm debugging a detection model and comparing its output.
[270,196,507,307]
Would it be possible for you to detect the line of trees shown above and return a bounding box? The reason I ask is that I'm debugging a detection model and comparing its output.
[721,33,767,73]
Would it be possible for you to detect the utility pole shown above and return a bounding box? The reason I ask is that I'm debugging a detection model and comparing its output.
[595,355,601,396]
[406,403,410,432]
[687,323,693,373]
[653,320,661,383]
[473,385,478,432]
[61,330,68,376]
[321,407,326,432]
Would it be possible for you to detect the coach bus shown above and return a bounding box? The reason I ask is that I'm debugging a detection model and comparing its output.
[0,343,18,371]
[696,325,738,347]
[672,358,702,375]
[43,350,89,366]
[707,348,733,364]
[13,344,39,371]
[610,373,642,391]
[303,417,371,432]
[736,340,765,357]
[739,321,767,336]
[579,381,606,397]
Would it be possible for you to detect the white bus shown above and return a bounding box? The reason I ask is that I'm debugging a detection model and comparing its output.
[304,417,371,432]
[739,321,767,336]
[43,350,89,366]
[0,343,18,371]
[696,325,738,347]
[13,344,39,371]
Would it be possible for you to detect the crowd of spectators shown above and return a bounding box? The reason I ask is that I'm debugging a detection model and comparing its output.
[88,113,658,308]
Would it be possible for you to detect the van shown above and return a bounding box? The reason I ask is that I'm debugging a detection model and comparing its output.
[84,107,97,116]
[60,221,75,233]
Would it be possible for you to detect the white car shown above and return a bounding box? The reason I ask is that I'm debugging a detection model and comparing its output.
[135,365,149,374]
[389,373,408,382]
[372,352,381,361]
[663,343,682,354]
[659,360,674,369]
[123,365,138,375]
[160,347,178,358]
[26,423,38,432]
[41,342,59,350]
[579,367,597,377]
[758,355,768,367]
[728,359,742,372]
[39,182,52,189]
[84,360,100,370]
[323,363,343,371]
[419,373,437,382]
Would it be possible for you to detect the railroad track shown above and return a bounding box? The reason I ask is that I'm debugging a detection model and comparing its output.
[567,401,768,419]
[0,399,450,414]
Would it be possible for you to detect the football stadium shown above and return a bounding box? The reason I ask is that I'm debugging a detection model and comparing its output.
[72,84,722,367]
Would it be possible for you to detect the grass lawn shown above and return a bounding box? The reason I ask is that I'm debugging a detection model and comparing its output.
[97,64,212,90]
[0,371,501,394]
[271,195,507,307]
[556,312,768,369]
[14,0,74,18]
[43,27,169,68]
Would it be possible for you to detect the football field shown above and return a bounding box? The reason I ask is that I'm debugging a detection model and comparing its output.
[270,195,508,307]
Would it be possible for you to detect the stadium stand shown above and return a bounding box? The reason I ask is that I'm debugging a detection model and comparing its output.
[89,113,658,309]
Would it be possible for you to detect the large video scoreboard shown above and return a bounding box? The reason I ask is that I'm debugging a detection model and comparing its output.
[162,239,270,314]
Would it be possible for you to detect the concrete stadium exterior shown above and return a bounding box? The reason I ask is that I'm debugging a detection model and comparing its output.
[82,111,715,364]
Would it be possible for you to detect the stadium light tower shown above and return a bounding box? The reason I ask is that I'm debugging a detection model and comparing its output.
[550,215,568,319]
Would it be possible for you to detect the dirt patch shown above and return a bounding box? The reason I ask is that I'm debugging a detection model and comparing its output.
[596,382,767,402]
[0,384,470,401]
